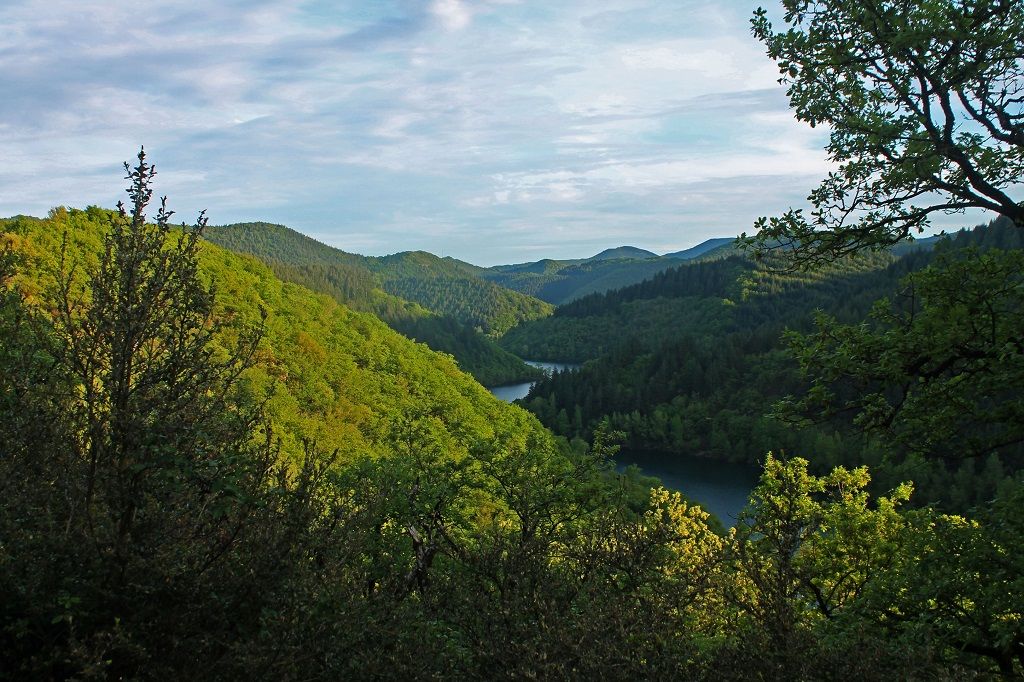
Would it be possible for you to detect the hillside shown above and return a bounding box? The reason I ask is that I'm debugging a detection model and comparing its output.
[205,223,552,337]
[483,255,677,305]
[2,208,549,461]
[480,240,736,305]
[663,237,735,260]
[510,221,1024,510]
[202,222,545,384]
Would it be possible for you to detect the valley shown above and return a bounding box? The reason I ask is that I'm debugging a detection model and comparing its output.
[202,218,1023,517]
[4,0,1023,674]
[4,176,1022,680]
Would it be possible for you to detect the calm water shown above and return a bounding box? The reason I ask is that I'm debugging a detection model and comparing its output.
[615,450,761,526]
[487,360,580,402]
[487,363,759,524]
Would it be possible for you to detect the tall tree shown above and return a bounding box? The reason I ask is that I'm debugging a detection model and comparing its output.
[748,0,1024,267]
[1,150,275,677]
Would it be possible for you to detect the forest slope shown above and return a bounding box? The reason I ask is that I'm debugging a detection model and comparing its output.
[513,221,1024,509]
[2,208,550,462]
[205,222,552,336]
[203,222,544,385]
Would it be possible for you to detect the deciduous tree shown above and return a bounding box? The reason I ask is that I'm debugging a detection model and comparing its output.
[748,0,1024,267]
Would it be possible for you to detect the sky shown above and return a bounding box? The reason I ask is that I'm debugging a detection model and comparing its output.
[0,0,973,265]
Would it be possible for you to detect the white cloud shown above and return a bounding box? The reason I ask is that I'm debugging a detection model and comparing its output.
[431,0,472,31]
[0,0,862,264]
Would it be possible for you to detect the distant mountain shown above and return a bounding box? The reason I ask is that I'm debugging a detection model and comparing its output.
[203,222,550,385]
[480,240,736,305]
[588,246,660,261]
[663,238,735,260]
[481,257,678,306]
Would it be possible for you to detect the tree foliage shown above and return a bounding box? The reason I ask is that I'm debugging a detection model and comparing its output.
[781,246,1024,461]
[748,0,1024,267]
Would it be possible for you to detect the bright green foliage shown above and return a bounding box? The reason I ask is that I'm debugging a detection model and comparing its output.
[203,222,548,384]
[204,222,553,337]
[716,455,917,677]
[3,211,543,465]
[748,0,1024,267]
[783,246,1024,461]
[266,260,542,385]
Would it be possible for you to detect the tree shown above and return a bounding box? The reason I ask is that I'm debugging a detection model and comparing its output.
[779,246,1024,462]
[0,150,278,677]
[721,455,915,677]
[747,0,1024,267]
[864,489,1024,676]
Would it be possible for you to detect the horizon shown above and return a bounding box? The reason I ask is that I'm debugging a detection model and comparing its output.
[1,1,984,265]
[199,217,735,267]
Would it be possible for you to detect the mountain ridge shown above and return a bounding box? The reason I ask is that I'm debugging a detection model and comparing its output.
[202,222,548,385]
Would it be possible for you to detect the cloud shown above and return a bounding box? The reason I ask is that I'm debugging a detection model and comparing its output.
[0,0,873,265]
[431,0,472,31]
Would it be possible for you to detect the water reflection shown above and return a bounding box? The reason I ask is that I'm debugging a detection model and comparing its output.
[487,360,580,403]
[615,450,760,526]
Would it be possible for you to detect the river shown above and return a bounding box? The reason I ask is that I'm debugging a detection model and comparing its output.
[486,362,759,526]
[487,360,580,402]
[615,450,760,526]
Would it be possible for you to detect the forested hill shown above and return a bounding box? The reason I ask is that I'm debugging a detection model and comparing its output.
[511,220,1024,511]
[204,222,553,337]
[479,241,729,303]
[2,208,549,461]
[479,239,736,306]
[202,222,546,385]
[482,255,679,305]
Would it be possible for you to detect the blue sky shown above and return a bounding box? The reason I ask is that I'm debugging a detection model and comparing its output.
[0,0,969,265]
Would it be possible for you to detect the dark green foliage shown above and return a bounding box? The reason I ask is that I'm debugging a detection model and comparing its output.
[515,220,1022,509]
[783,247,1024,462]
[0,153,276,677]
[383,274,549,337]
[555,255,753,319]
[747,0,1024,267]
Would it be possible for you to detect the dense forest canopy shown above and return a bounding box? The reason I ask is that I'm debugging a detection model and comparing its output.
[512,219,1023,510]
[3,0,1024,676]
[205,222,553,337]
